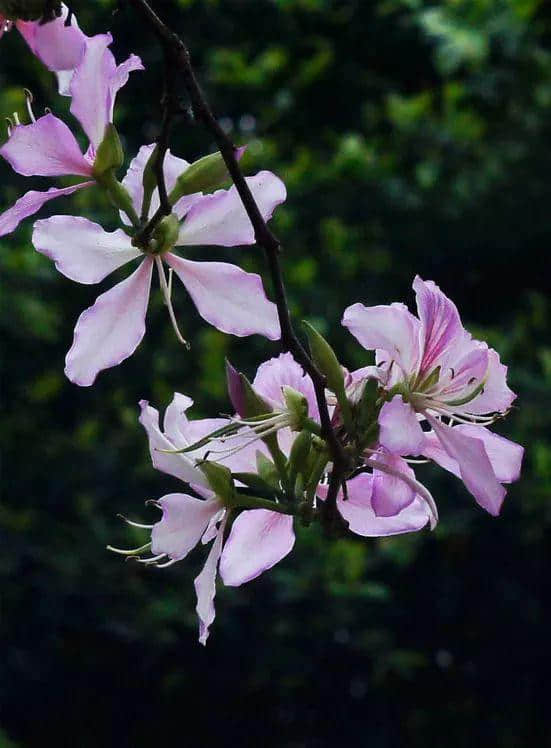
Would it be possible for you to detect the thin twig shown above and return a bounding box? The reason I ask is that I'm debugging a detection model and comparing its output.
[128,0,349,517]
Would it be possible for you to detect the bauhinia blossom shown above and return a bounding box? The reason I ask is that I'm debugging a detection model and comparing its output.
[0,32,143,238]
[343,276,524,516]
[31,145,285,386]
[110,353,435,643]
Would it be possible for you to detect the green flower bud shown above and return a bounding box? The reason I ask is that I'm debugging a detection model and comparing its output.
[256,451,280,488]
[288,430,312,487]
[93,124,124,177]
[169,148,244,203]
[152,213,180,254]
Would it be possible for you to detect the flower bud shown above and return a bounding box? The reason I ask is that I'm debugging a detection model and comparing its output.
[226,359,247,417]
[302,320,346,397]
[169,147,246,203]
[93,124,124,177]
[288,430,312,484]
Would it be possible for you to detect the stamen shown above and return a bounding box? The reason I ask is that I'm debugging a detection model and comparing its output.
[12,112,20,127]
[155,558,179,569]
[23,88,36,123]
[136,553,166,565]
[155,256,190,348]
[5,117,13,137]
[363,457,439,530]
[106,542,152,556]
[44,107,52,115]
[405,457,431,464]
[145,499,162,508]
[117,513,155,529]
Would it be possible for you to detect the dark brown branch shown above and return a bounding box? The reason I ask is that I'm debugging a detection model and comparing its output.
[128,0,349,514]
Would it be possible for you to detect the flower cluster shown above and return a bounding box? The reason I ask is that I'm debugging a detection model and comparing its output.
[2,6,524,645]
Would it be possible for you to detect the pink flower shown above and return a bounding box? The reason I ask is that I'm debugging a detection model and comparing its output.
[343,276,524,516]
[0,33,143,238]
[116,353,433,643]
[32,146,285,386]
[131,391,296,645]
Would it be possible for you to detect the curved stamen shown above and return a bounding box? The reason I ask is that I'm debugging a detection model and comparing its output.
[5,117,13,137]
[23,88,36,123]
[136,553,167,565]
[156,558,179,569]
[116,513,155,529]
[363,456,439,530]
[155,256,189,348]
[107,542,152,556]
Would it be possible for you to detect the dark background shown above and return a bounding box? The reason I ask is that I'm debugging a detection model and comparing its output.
[1,0,550,745]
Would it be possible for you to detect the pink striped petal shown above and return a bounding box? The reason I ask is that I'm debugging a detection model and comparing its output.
[33,215,141,283]
[426,415,506,515]
[422,425,523,484]
[177,171,286,247]
[378,395,425,455]
[371,453,417,517]
[165,254,281,340]
[253,352,319,421]
[342,302,422,377]
[70,34,143,149]
[219,509,295,586]
[413,276,463,374]
[65,258,153,386]
[16,6,87,94]
[195,518,227,646]
[0,182,92,237]
[151,493,221,560]
[138,400,209,488]
[465,349,516,415]
[0,114,92,177]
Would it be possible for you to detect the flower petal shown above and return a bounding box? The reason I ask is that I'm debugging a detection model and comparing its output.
[252,352,319,421]
[33,215,141,283]
[194,518,226,646]
[466,348,516,415]
[121,144,199,223]
[426,415,506,515]
[0,182,92,237]
[342,301,422,376]
[16,6,87,94]
[378,395,425,455]
[151,493,221,560]
[70,34,143,149]
[413,276,463,374]
[219,509,295,586]
[0,113,92,177]
[319,475,430,536]
[371,453,417,517]
[65,257,153,386]
[138,399,209,488]
[422,425,523,484]
[165,254,281,340]
[177,171,286,247]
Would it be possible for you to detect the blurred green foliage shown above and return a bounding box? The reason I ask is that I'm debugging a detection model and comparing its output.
[1,0,550,746]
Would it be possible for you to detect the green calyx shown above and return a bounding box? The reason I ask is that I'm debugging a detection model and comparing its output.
[281,385,309,430]
[151,213,180,254]
[93,124,124,178]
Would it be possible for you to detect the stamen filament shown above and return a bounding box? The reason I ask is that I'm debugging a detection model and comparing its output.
[106,542,152,556]
[155,256,189,348]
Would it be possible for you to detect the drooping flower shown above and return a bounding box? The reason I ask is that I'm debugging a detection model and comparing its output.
[0,32,143,237]
[343,276,523,516]
[32,145,286,385]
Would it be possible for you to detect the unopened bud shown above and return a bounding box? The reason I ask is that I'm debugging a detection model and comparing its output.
[288,430,312,483]
[169,147,246,203]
